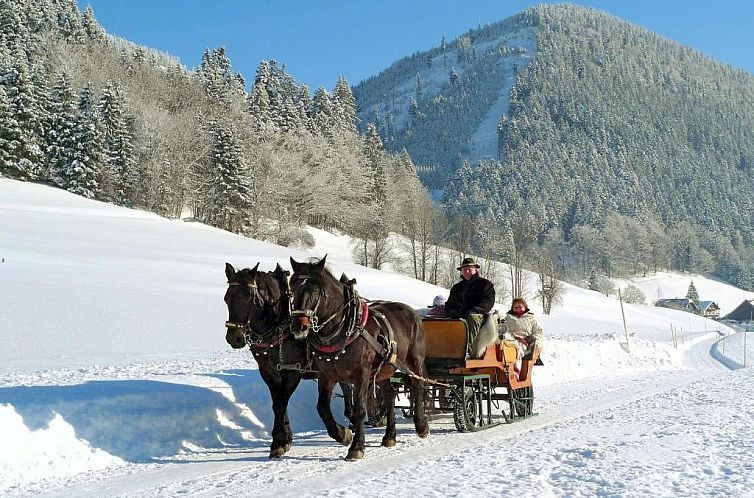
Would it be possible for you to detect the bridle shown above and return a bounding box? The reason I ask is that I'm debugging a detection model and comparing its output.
[225,271,293,349]
[290,275,364,348]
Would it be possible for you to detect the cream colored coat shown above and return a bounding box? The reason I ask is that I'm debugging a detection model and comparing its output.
[500,312,544,352]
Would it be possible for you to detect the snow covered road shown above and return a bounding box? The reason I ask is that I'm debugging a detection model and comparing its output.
[28,336,752,498]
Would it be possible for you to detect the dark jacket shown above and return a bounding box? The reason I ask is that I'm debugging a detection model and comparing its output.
[444,273,495,319]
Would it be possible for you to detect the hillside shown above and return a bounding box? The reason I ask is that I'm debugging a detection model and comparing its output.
[354,4,754,289]
[2,177,753,496]
[353,11,537,188]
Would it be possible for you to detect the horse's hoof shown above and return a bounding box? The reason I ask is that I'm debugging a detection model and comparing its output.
[417,423,430,438]
[340,427,353,446]
[381,437,396,447]
[345,449,364,461]
[269,446,287,459]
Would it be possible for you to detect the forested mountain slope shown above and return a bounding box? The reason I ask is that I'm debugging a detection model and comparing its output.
[353,11,538,188]
[355,4,754,288]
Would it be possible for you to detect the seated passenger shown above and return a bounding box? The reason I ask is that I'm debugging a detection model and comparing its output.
[444,257,497,358]
[498,297,544,362]
[426,295,447,317]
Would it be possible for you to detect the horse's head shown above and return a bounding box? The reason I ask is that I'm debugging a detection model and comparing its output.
[224,262,290,348]
[289,255,340,340]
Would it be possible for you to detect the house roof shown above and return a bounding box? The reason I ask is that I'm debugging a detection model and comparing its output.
[655,298,701,311]
[722,299,754,321]
[697,301,719,311]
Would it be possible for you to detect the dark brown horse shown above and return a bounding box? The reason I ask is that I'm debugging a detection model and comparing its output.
[224,262,353,458]
[288,256,429,460]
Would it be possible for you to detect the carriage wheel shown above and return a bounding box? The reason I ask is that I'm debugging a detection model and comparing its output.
[453,386,478,432]
[513,385,534,417]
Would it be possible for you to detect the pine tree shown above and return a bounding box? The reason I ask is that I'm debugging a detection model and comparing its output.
[0,85,17,173]
[247,61,274,133]
[311,86,334,137]
[71,82,103,198]
[199,47,245,105]
[205,121,252,233]
[98,83,137,206]
[686,280,699,306]
[81,6,106,43]
[332,75,357,134]
[1,58,44,179]
[53,0,85,43]
[0,0,28,54]
[46,72,78,188]
[364,123,387,205]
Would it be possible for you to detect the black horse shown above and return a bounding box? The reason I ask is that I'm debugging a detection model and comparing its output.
[224,262,353,458]
[288,256,429,460]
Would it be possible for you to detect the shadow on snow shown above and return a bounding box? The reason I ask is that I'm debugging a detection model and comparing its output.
[0,368,346,462]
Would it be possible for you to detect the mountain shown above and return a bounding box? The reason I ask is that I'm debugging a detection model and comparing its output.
[353,4,754,288]
[353,10,538,189]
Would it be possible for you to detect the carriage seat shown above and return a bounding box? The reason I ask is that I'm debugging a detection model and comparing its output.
[422,318,467,360]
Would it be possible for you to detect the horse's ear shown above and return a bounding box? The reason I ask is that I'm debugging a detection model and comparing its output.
[248,262,260,280]
[273,262,289,278]
[290,256,301,273]
[225,263,236,281]
[315,254,327,272]
[275,262,284,273]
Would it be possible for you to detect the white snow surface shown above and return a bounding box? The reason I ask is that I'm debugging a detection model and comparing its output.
[1,178,752,497]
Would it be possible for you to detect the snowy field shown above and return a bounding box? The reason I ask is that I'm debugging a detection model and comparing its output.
[1,178,752,497]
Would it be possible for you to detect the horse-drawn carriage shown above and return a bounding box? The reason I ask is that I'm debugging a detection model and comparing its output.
[224,257,539,460]
[391,317,539,432]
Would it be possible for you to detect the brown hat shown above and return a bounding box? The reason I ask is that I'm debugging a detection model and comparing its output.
[457,257,480,270]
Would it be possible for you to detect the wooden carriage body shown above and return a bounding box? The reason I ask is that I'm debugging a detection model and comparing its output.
[391,317,540,432]
[423,317,538,390]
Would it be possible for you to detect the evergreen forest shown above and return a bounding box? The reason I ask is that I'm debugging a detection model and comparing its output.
[3,1,753,296]
[355,4,754,290]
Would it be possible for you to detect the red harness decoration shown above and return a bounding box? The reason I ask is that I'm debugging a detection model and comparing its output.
[314,299,369,354]
[360,300,369,327]
[314,333,360,354]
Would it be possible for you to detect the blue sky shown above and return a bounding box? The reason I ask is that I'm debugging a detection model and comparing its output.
[76,1,754,91]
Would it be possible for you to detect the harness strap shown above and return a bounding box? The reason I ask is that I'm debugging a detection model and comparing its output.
[314,328,362,353]
[248,331,291,350]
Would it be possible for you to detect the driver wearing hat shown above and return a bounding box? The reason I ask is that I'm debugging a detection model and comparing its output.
[444,257,496,358]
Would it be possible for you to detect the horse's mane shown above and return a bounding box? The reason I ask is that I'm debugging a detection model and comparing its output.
[303,260,340,290]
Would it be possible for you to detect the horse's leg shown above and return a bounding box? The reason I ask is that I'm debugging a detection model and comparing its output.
[317,378,353,446]
[269,370,302,458]
[379,378,397,447]
[410,368,430,438]
[340,382,354,425]
[345,373,370,461]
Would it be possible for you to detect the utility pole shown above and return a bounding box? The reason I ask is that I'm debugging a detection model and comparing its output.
[618,288,630,352]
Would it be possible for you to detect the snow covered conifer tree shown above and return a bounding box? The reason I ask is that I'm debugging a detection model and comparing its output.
[311,86,334,137]
[686,280,699,306]
[247,61,274,133]
[52,0,85,43]
[70,82,103,197]
[0,85,17,174]
[204,120,253,234]
[46,72,78,188]
[364,123,387,205]
[81,6,106,43]
[1,58,44,179]
[332,75,357,134]
[98,83,137,206]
